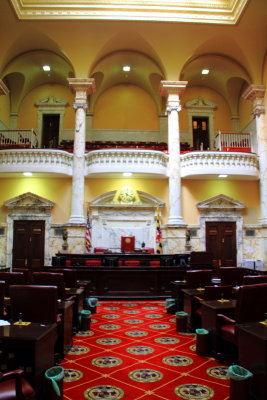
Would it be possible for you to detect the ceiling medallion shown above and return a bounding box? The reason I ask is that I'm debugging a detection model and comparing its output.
[10,0,249,24]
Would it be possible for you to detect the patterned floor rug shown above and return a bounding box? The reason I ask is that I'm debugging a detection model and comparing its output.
[61,300,230,400]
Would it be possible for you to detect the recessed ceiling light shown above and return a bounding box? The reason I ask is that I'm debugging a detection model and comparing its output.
[42,65,51,71]
[201,69,210,75]
[23,172,32,177]
[122,65,131,72]
[123,172,132,177]
[218,174,228,178]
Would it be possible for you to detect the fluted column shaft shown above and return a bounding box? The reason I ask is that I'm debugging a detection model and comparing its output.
[160,81,188,225]
[243,85,266,223]
[68,78,95,224]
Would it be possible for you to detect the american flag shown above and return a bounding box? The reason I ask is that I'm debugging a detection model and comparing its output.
[156,211,163,254]
[85,211,92,253]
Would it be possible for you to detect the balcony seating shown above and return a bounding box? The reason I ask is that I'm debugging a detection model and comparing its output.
[185,269,214,288]
[0,272,25,297]
[216,283,267,360]
[242,274,267,285]
[0,369,36,400]
[219,267,247,286]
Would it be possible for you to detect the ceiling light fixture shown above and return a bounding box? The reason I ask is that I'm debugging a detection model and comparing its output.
[218,174,228,178]
[23,172,33,177]
[123,172,132,177]
[201,68,210,75]
[122,65,131,72]
[42,65,51,71]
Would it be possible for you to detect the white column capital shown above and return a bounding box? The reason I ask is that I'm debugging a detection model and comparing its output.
[160,81,188,97]
[242,84,265,117]
[0,79,9,95]
[68,77,96,106]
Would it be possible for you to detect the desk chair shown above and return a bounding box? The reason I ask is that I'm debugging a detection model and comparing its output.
[12,268,33,284]
[0,273,25,297]
[186,269,213,288]
[219,267,247,286]
[216,283,267,361]
[0,369,36,400]
[32,272,66,300]
[242,275,267,285]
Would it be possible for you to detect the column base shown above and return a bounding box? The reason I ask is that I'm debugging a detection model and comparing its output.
[167,216,186,226]
[68,215,86,224]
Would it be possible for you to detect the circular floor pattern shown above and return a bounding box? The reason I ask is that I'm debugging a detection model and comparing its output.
[92,356,123,368]
[142,306,158,310]
[174,384,214,399]
[162,355,193,367]
[154,337,180,344]
[144,314,164,319]
[64,369,83,382]
[129,369,163,383]
[206,366,229,380]
[102,314,120,319]
[84,385,124,400]
[99,324,121,330]
[189,344,196,351]
[126,345,155,355]
[76,330,94,337]
[149,323,171,330]
[123,310,140,314]
[122,303,138,307]
[67,345,90,355]
[123,319,144,324]
[96,338,122,345]
[124,330,148,337]
[104,307,120,310]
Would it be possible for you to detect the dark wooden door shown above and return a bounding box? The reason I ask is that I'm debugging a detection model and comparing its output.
[42,114,60,148]
[192,117,209,150]
[13,220,45,268]
[206,221,236,268]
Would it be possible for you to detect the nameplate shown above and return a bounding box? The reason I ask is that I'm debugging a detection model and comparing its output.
[217,299,230,303]
[13,321,31,326]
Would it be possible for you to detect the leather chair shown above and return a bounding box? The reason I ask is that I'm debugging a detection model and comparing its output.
[185,269,214,288]
[216,283,267,360]
[0,273,25,297]
[9,284,59,324]
[219,267,247,286]
[12,269,33,284]
[242,274,267,285]
[32,272,66,300]
[0,369,36,400]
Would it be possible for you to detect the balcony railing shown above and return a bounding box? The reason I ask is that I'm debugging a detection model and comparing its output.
[214,131,252,152]
[0,130,38,148]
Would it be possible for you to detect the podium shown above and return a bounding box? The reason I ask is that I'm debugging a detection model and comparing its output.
[121,236,135,252]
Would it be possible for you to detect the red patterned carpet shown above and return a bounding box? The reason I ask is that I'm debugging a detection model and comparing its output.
[61,300,230,400]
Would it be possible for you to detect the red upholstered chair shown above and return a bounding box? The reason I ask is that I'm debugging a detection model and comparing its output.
[124,260,141,266]
[185,269,213,288]
[216,283,267,360]
[0,369,36,400]
[242,274,267,285]
[219,267,247,286]
[145,248,155,254]
[0,272,25,297]
[85,260,102,266]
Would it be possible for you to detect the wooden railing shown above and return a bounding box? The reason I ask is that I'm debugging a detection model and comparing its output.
[214,131,251,152]
[0,130,38,148]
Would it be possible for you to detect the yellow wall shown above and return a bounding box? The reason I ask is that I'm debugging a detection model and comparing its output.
[180,86,232,132]
[93,84,159,130]
[18,84,75,130]
[182,179,260,225]
[0,177,72,223]
[0,92,10,127]
[239,95,253,130]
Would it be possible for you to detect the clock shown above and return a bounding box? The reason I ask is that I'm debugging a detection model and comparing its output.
[119,186,135,203]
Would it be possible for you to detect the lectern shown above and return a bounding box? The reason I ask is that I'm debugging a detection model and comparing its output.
[121,236,135,252]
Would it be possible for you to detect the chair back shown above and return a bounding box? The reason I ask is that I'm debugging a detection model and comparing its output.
[235,283,267,323]
[9,284,58,324]
[32,272,66,300]
[186,269,213,288]
[52,268,77,288]
[220,267,247,286]
[189,251,213,269]
[0,281,5,319]
[203,285,233,300]
[243,275,267,285]
[0,272,25,296]
[12,268,33,284]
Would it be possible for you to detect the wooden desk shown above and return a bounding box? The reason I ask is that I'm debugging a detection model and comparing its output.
[65,287,84,332]
[0,323,57,400]
[57,300,73,357]
[237,322,267,400]
[201,299,236,355]
[182,288,206,331]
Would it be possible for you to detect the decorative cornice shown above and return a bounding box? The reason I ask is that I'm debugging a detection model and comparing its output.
[242,85,266,117]
[160,81,188,97]
[9,0,249,24]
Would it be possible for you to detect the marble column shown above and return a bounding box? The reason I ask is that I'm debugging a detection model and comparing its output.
[160,81,188,225]
[243,85,266,223]
[68,78,95,224]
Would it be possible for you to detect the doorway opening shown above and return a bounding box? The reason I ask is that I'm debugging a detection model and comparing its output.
[192,116,209,150]
[42,114,60,148]
[206,221,236,268]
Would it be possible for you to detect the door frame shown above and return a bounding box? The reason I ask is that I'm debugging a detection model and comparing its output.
[197,194,245,267]
[4,192,54,269]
